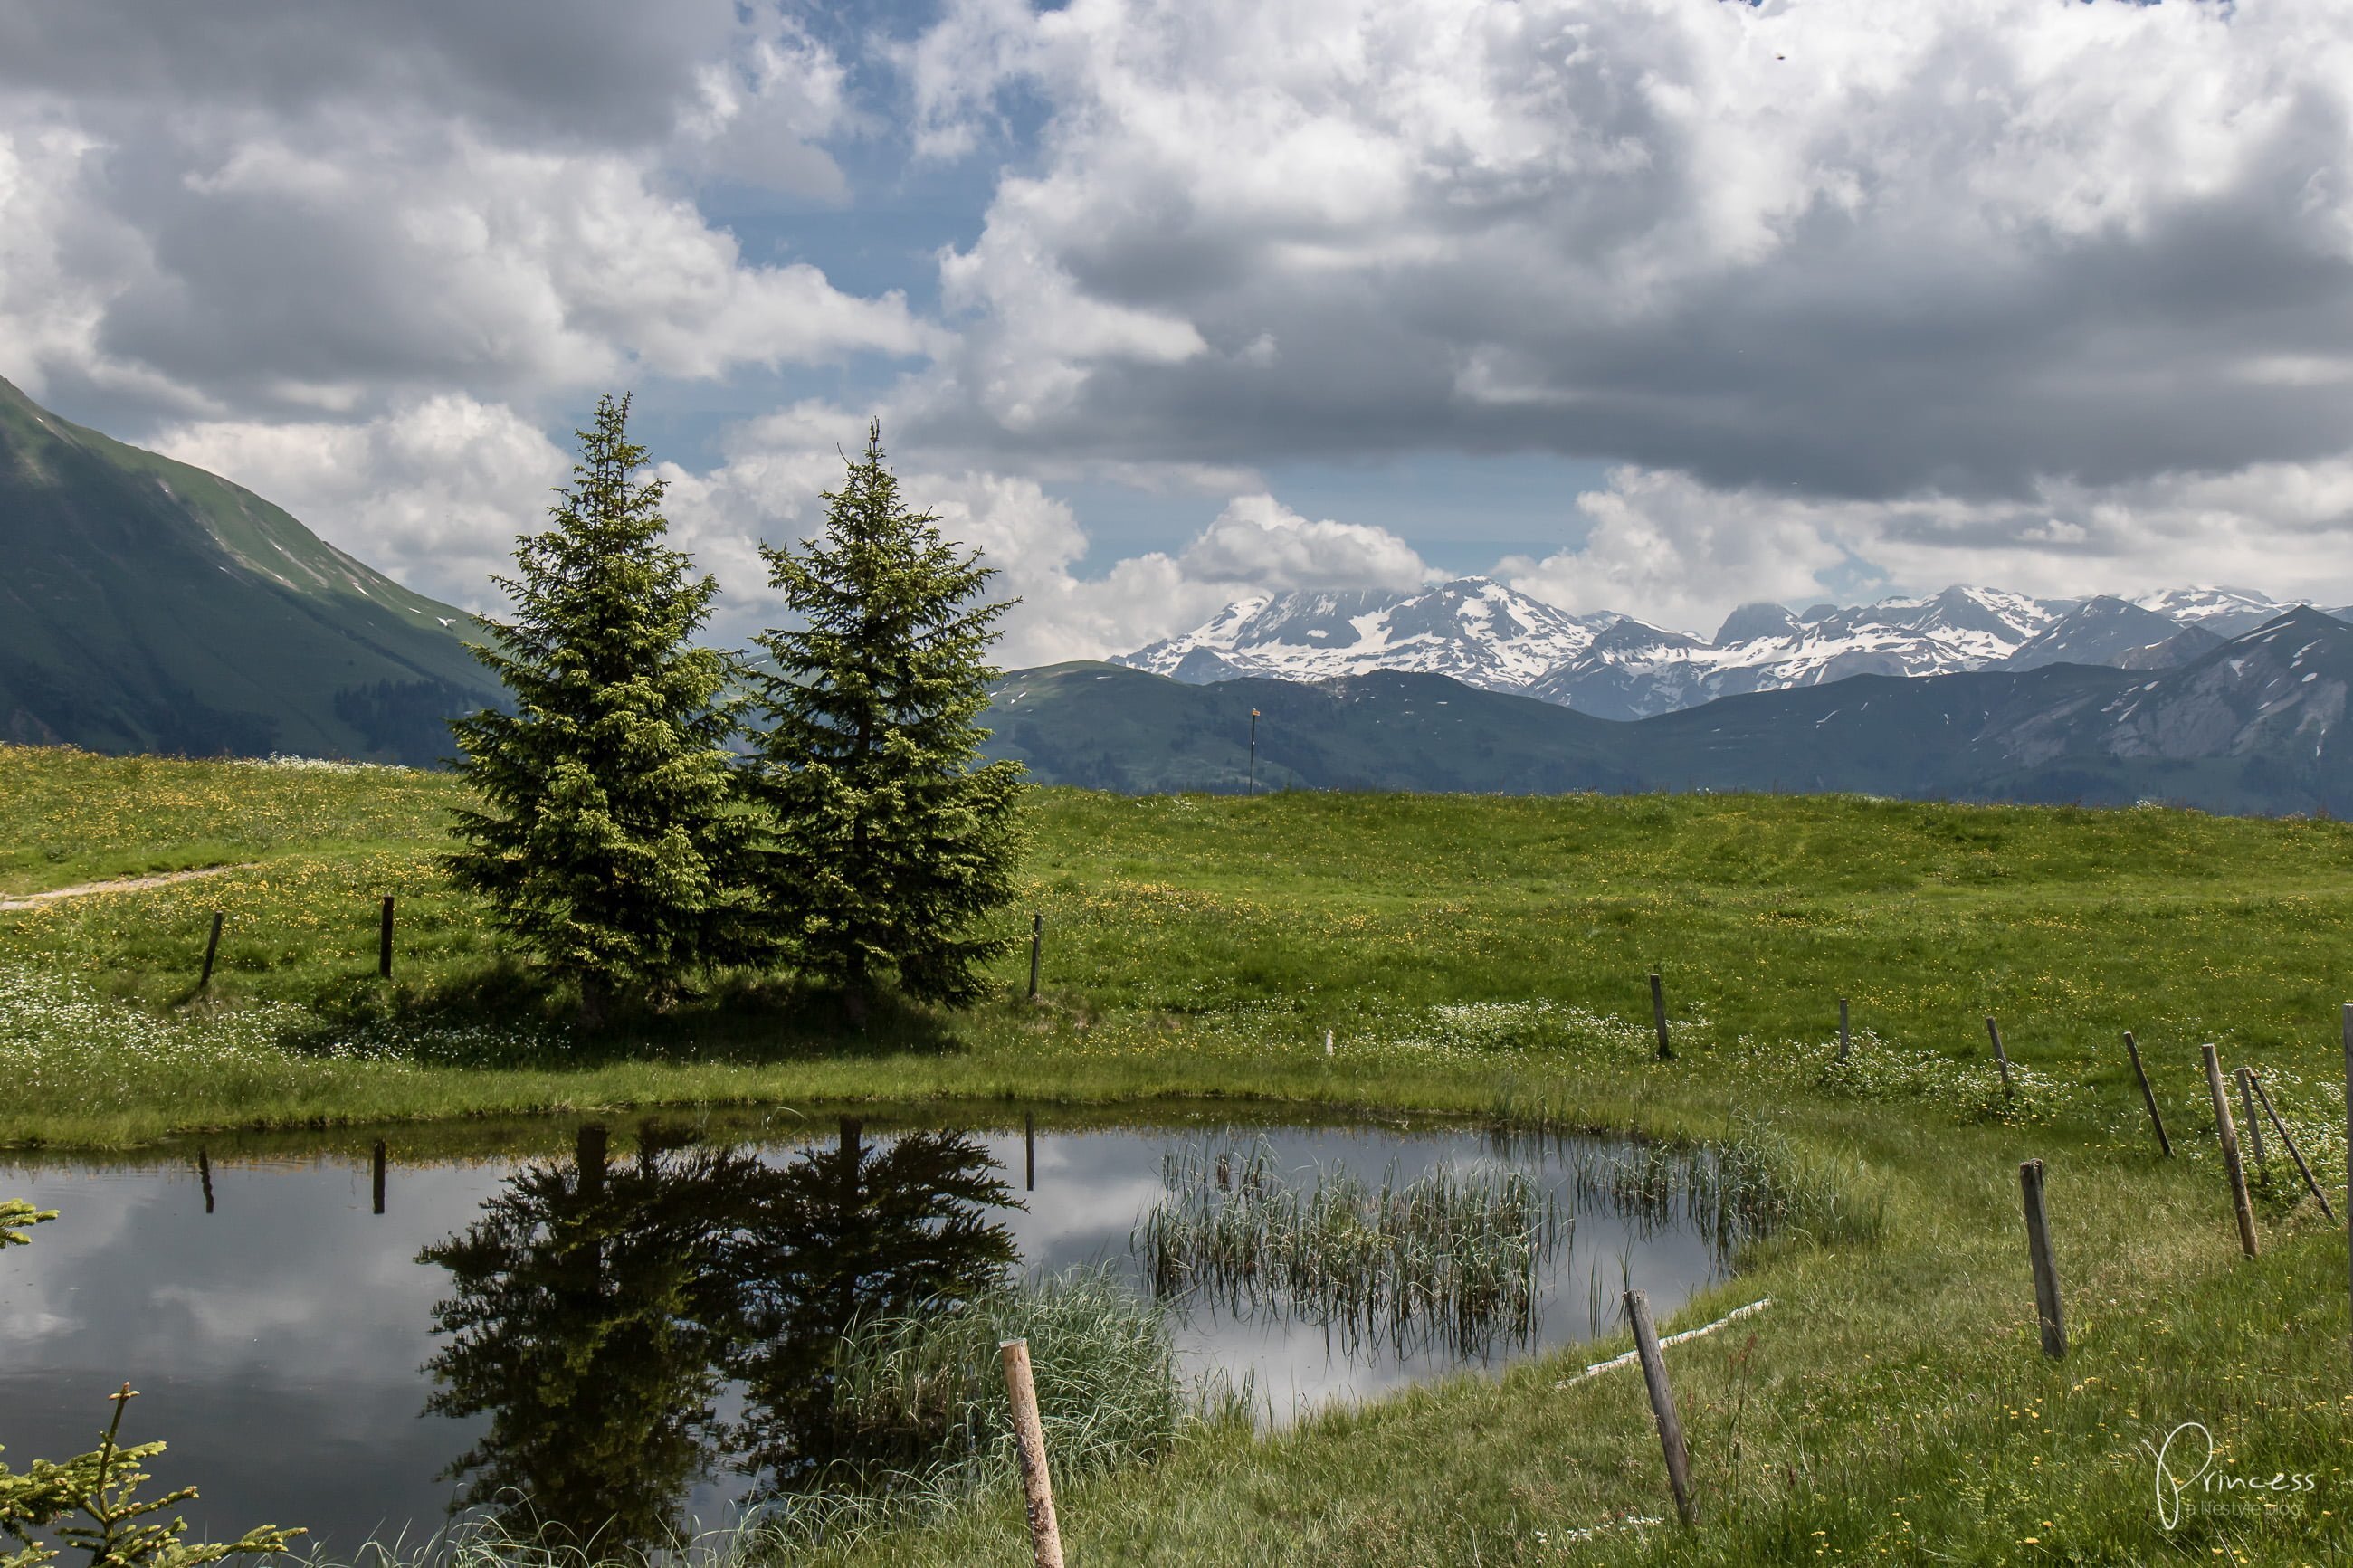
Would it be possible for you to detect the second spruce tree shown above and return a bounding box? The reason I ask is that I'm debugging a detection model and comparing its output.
[746,421,1025,1018]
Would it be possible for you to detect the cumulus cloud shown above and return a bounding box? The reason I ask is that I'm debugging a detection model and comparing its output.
[152,396,572,614]
[903,0,2353,501]
[1504,459,2353,634]
[0,1,922,427]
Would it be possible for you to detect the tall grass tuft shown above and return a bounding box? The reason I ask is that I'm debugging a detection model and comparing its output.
[1137,1139,1563,1358]
[748,1263,1238,1551]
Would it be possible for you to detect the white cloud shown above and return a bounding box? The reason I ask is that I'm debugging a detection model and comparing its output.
[1177,494,1428,593]
[1503,459,2353,634]
[903,0,2353,507]
[152,396,571,613]
[0,7,923,423]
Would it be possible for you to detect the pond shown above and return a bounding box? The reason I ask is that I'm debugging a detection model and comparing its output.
[0,1109,1752,1554]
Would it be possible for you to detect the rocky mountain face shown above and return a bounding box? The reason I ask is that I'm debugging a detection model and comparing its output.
[1121,576,2331,721]
[0,375,500,764]
[997,610,2353,814]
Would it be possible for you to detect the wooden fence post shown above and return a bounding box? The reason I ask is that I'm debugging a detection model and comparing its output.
[379,896,395,980]
[1836,998,1851,1064]
[1028,914,1043,1002]
[2234,1067,2268,1180]
[1624,1289,1696,1525]
[1986,1016,2015,1098]
[199,912,224,990]
[2250,1070,2336,1221]
[1650,972,1672,1060]
[2018,1159,2065,1358]
[1000,1338,1066,1568]
[2123,1031,2172,1157]
[2201,1043,2260,1259]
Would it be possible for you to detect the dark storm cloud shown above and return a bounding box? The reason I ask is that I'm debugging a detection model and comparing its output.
[0,0,742,145]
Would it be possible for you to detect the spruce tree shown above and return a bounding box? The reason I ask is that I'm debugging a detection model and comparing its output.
[746,421,1025,1015]
[446,394,751,1022]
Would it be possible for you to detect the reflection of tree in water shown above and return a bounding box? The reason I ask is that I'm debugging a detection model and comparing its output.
[420,1119,1015,1544]
[726,1120,1017,1492]
[420,1123,760,1544]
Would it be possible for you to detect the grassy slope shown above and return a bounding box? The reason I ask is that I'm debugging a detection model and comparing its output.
[0,377,496,762]
[3,743,2350,1563]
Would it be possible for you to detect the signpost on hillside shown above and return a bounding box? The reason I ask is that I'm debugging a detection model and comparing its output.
[1248,708,1261,794]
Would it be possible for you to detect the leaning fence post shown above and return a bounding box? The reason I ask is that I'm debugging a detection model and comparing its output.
[2123,1031,2172,1157]
[1000,1337,1065,1568]
[199,912,224,990]
[2250,1070,2336,1221]
[1836,998,1851,1063]
[1623,1289,1696,1525]
[1986,1016,2015,1098]
[2018,1159,2065,1358]
[1028,914,1043,1002]
[1650,972,1672,1060]
[2234,1067,2268,1181]
[2201,1043,2260,1259]
[379,896,395,980]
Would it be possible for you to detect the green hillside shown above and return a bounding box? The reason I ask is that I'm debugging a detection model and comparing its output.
[0,375,500,764]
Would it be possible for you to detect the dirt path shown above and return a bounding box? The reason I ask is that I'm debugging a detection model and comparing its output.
[0,864,250,912]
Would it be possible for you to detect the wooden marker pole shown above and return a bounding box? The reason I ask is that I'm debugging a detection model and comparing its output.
[1000,1338,1066,1568]
[371,1139,387,1215]
[1027,914,1043,1002]
[379,896,395,980]
[2234,1068,2268,1180]
[1986,1016,2015,1098]
[199,912,224,991]
[2251,1071,2336,1221]
[1024,1110,1035,1193]
[2201,1043,2260,1259]
[2018,1159,2065,1358]
[1624,1289,1696,1525]
[1650,972,1672,1060]
[2123,1032,2172,1157]
[1836,997,1851,1064]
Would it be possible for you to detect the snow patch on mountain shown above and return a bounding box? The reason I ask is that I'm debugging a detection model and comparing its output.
[1114,579,1617,693]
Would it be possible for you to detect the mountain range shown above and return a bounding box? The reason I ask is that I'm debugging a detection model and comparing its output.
[0,375,500,765]
[1117,578,2333,720]
[991,605,2353,815]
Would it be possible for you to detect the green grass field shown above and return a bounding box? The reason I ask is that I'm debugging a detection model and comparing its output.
[3,741,2350,1564]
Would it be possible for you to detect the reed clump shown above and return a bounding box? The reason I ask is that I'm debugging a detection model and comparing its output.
[1137,1139,1563,1358]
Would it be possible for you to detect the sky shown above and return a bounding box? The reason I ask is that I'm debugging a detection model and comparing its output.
[6,0,2353,660]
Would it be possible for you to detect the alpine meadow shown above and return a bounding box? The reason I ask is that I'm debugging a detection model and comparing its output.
[13,3,2353,1565]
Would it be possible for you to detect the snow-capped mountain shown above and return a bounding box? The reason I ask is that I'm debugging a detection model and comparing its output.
[1533,585,2069,719]
[1113,579,1617,693]
[2130,586,2293,636]
[1118,577,2345,720]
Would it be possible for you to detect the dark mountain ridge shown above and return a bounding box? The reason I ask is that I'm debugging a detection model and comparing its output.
[0,375,500,764]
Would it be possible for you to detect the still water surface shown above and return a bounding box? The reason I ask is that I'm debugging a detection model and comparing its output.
[0,1114,1731,1553]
